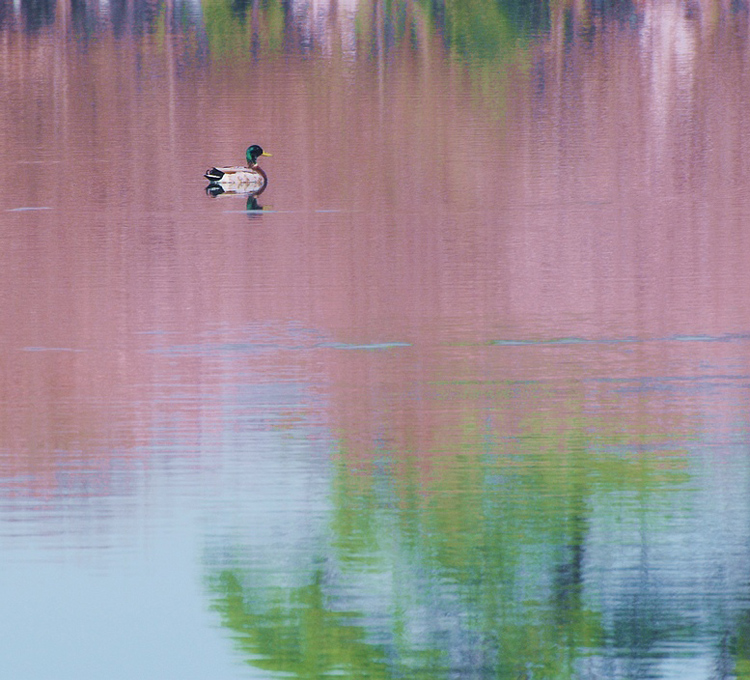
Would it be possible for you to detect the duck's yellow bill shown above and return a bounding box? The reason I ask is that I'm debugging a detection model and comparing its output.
[262,151,272,157]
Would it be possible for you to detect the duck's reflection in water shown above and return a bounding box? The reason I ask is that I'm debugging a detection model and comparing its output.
[205,184,266,214]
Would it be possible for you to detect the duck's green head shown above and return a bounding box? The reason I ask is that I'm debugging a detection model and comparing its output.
[246,145,272,166]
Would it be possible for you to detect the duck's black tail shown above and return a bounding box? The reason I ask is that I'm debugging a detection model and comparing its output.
[204,167,225,182]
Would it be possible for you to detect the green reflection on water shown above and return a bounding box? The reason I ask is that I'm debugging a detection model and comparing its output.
[202,0,285,57]
[212,569,395,678]
[444,0,519,62]
[197,0,546,63]
[205,379,713,678]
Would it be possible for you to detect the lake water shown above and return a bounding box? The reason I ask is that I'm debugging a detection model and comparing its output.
[2,0,750,677]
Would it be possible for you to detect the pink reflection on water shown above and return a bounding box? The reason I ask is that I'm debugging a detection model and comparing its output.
[0,0,748,494]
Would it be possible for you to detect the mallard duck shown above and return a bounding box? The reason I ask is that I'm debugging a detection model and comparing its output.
[204,145,271,190]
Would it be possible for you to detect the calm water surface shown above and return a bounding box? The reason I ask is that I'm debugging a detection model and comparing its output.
[2,0,750,677]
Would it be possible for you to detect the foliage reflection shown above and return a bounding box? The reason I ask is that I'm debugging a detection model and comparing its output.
[205,378,750,678]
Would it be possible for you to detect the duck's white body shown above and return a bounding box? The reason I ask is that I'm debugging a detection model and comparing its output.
[205,166,267,191]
